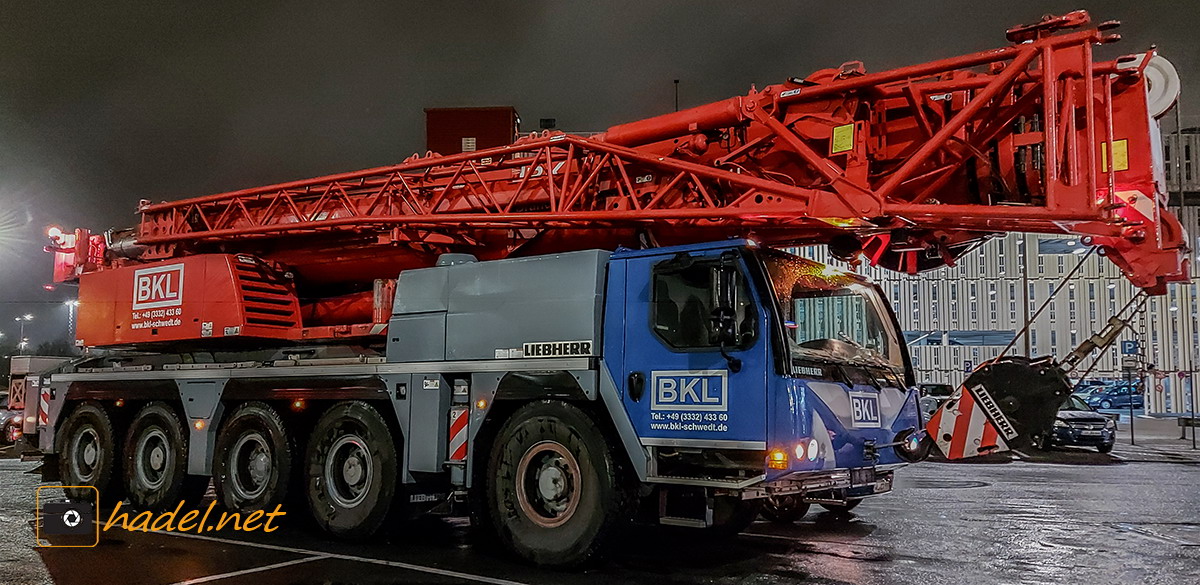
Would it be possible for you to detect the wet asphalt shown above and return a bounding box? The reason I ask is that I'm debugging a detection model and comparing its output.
[2,443,1199,585]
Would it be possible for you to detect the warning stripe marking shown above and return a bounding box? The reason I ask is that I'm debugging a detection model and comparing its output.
[448,408,468,461]
[926,386,1011,460]
[38,389,51,426]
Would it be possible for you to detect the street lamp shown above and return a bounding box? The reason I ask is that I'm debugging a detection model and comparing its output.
[14,314,33,354]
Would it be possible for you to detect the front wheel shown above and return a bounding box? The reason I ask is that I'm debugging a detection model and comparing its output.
[1100,400,1113,409]
[760,495,810,524]
[1098,443,1114,454]
[820,499,862,514]
[305,401,397,540]
[486,400,628,567]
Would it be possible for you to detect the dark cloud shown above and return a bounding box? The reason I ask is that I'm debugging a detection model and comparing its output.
[0,1,1196,344]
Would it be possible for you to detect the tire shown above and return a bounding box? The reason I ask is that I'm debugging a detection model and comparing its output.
[820,499,862,514]
[213,402,292,512]
[1098,443,1114,454]
[1032,434,1050,451]
[124,402,208,510]
[305,401,397,540]
[709,496,762,536]
[486,400,629,567]
[1100,400,1113,409]
[760,495,810,524]
[57,401,122,502]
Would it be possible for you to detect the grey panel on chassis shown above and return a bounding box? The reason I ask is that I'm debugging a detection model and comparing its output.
[389,250,610,362]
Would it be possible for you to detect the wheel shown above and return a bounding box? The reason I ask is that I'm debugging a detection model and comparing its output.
[124,402,208,510]
[1032,434,1050,451]
[709,496,762,536]
[820,499,862,514]
[57,401,121,502]
[760,495,810,524]
[213,402,292,512]
[1098,443,1114,454]
[305,401,397,540]
[1100,400,1113,409]
[486,400,629,567]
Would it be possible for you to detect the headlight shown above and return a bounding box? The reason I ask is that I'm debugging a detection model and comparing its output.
[1053,419,1068,428]
[1106,419,1116,429]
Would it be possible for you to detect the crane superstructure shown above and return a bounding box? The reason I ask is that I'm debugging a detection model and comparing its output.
[28,11,1187,565]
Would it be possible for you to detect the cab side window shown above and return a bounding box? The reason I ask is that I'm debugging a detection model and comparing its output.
[651,260,757,350]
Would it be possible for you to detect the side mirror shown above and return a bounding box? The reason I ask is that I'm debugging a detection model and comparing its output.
[710,253,742,373]
[710,262,739,346]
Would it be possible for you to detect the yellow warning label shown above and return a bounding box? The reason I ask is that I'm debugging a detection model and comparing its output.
[1101,139,1129,173]
[831,123,855,154]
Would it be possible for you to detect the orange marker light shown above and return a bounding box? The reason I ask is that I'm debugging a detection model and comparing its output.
[475,398,488,410]
[193,419,206,431]
[768,449,789,470]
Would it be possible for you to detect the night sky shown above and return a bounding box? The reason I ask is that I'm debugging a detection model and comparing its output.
[0,1,1196,347]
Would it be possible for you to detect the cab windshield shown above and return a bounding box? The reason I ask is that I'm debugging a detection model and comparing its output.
[759,249,902,370]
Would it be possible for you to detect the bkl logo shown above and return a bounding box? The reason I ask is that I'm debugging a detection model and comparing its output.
[132,264,185,310]
[650,370,728,412]
[848,391,882,429]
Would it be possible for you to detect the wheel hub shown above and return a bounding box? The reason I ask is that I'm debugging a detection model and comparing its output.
[230,432,273,500]
[325,434,373,508]
[135,428,170,490]
[71,426,100,482]
[515,440,581,528]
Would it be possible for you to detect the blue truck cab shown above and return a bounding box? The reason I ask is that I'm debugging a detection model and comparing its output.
[603,240,925,526]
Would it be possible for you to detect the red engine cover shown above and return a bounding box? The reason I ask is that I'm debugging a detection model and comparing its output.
[77,255,301,347]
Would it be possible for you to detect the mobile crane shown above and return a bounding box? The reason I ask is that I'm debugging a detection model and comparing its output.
[32,11,1187,566]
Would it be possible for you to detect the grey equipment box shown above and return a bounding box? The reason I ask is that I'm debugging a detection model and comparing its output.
[388,250,610,362]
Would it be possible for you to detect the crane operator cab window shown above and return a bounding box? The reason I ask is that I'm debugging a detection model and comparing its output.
[651,252,757,351]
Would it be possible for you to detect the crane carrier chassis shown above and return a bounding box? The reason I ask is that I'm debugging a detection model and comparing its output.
[25,11,1188,566]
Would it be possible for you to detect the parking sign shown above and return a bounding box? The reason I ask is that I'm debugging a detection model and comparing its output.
[1121,340,1139,355]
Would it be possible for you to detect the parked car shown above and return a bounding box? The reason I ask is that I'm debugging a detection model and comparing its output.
[1085,383,1144,409]
[918,383,955,420]
[1033,395,1117,453]
[0,392,21,446]
[1072,379,1111,400]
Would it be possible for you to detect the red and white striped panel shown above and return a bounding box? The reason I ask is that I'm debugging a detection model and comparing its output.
[925,385,1011,460]
[448,407,469,461]
[38,388,51,427]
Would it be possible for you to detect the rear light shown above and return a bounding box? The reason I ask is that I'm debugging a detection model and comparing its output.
[767,449,789,470]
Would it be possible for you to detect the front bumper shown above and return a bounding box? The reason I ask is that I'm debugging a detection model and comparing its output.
[1051,426,1115,446]
[744,464,900,500]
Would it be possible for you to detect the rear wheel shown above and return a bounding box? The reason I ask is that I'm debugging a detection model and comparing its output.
[214,402,291,512]
[760,495,810,524]
[57,401,121,502]
[305,401,397,539]
[124,402,208,510]
[486,400,628,566]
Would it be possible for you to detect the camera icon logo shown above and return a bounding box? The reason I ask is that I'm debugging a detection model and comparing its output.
[36,486,99,547]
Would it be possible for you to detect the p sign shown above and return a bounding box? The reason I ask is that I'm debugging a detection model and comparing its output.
[1121,340,1140,355]
[132,264,185,310]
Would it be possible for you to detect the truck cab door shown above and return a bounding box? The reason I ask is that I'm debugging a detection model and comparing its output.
[615,250,770,449]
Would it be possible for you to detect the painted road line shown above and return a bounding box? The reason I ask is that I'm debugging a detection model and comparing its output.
[141,528,531,585]
[169,555,329,585]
